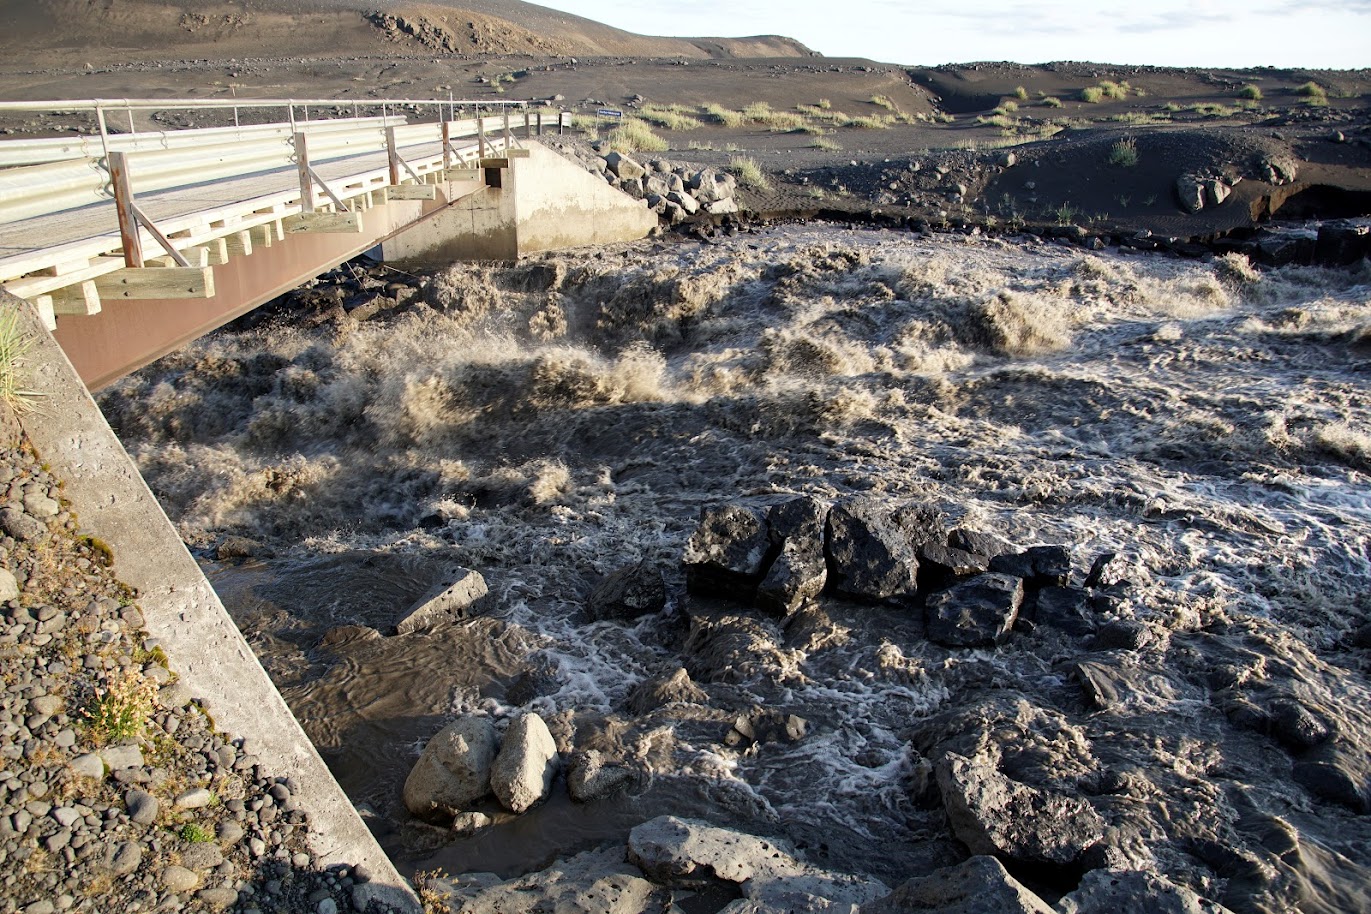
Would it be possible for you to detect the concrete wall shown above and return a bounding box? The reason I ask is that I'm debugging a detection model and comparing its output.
[381,142,657,264]
[7,293,420,913]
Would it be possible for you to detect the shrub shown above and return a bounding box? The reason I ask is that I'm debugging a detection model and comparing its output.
[604,119,669,152]
[1108,136,1139,167]
[729,156,770,190]
[1238,84,1263,101]
[1080,86,1104,104]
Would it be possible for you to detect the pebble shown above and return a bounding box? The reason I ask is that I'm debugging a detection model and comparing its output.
[124,788,159,825]
[174,787,212,809]
[160,865,200,893]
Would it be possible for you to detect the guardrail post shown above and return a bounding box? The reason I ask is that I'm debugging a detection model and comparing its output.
[385,126,401,186]
[441,121,452,172]
[559,110,566,135]
[108,151,144,268]
[477,116,487,159]
[503,109,511,148]
[524,110,531,138]
[294,132,314,213]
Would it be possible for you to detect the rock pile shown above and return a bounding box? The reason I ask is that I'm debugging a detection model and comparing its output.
[550,141,742,225]
[680,495,1102,649]
[0,440,394,913]
[403,710,629,828]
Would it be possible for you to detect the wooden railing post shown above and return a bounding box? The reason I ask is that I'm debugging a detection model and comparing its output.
[559,110,566,135]
[478,116,487,159]
[294,132,314,213]
[503,108,511,148]
[108,151,144,268]
[385,126,400,186]
[441,121,452,172]
[524,109,531,138]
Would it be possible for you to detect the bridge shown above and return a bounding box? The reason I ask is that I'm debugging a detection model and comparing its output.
[0,96,656,388]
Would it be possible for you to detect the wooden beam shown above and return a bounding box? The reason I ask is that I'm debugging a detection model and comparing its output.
[505,148,531,159]
[95,266,214,300]
[385,185,437,201]
[224,230,253,258]
[447,168,481,182]
[32,295,56,331]
[108,151,144,268]
[50,281,101,316]
[284,212,364,234]
[295,132,314,213]
[249,224,274,249]
[479,158,510,169]
[192,238,230,266]
[147,248,209,269]
[385,126,401,187]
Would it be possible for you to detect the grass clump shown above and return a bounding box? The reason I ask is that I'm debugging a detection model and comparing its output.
[1013,86,1029,101]
[1099,80,1131,100]
[0,308,40,416]
[1238,84,1263,101]
[729,156,770,190]
[638,104,702,131]
[604,119,669,153]
[809,136,840,150]
[80,669,156,746]
[870,94,896,110]
[846,114,894,129]
[179,823,214,843]
[1041,96,1063,108]
[742,102,806,131]
[995,100,1019,114]
[703,103,745,128]
[1296,81,1327,98]
[1080,86,1104,104]
[1108,136,1139,166]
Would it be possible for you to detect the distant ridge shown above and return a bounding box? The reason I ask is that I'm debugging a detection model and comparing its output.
[0,0,815,62]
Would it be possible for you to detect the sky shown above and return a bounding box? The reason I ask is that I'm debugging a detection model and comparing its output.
[533,0,1371,70]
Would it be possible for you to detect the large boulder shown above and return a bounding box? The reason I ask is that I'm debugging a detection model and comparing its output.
[756,497,828,616]
[567,750,634,803]
[402,716,498,821]
[683,504,774,599]
[394,568,488,635]
[690,169,738,204]
[627,816,886,907]
[683,610,797,686]
[860,855,1053,914]
[1057,868,1235,914]
[1315,221,1371,266]
[935,751,1104,867]
[924,573,1023,648]
[825,500,919,602]
[491,713,559,813]
[988,545,1071,589]
[666,190,700,215]
[603,151,646,181]
[449,846,670,914]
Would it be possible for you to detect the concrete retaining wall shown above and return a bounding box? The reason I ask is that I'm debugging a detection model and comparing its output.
[381,141,657,263]
[6,292,420,912]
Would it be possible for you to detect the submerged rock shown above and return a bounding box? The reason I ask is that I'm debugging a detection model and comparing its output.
[393,568,488,635]
[628,666,708,713]
[587,561,667,621]
[491,712,559,814]
[402,716,497,821]
[861,855,1053,914]
[450,846,669,914]
[567,749,634,802]
[935,751,1104,867]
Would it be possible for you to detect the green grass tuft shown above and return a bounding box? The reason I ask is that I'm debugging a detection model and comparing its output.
[1080,86,1104,104]
[604,119,669,153]
[703,104,745,128]
[1237,84,1263,101]
[729,156,770,190]
[1296,81,1327,98]
[0,308,40,416]
[1107,136,1139,167]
